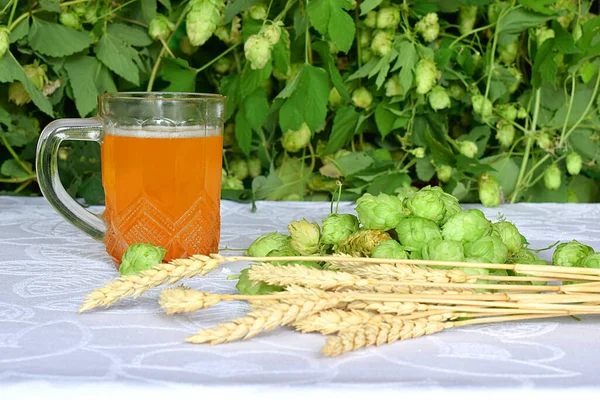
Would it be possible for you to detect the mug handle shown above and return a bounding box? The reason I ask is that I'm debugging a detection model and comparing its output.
[36,118,106,241]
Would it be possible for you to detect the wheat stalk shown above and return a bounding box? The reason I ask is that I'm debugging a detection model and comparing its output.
[321,318,447,356]
[185,296,340,345]
[332,261,475,283]
[79,255,223,312]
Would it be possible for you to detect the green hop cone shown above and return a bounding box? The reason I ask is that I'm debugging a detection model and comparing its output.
[536,26,555,46]
[222,175,244,190]
[244,34,272,70]
[119,243,167,275]
[509,248,547,266]
[448,83,465,100]
[338,229,392,257]
[517,106,528,119]
[248,3,268,20]
[187,0,223,47]
[496,121,515,148]
[247,158,262,178]
[404,187,446,224]
[0,26,9,58]
[229,158,249,180]
[8,63,47,106]
[478,174,501,208]
[415,59,439,94]
[376,7,400,29]
[471,94,493,118]
[487,1,510,24]
[281,122,311,152]
[180,36,199,55]
[321,214,359,246]
[288,219,321,255]
[460,267,490,291]
[498,40,519,64]
[236,268,284,295]
[361,48,373,63]
[371,240,408,259]
[308,174,338,192]
[371,30,394,56]
[536,133,553,152]
[214,57,232,74]
[458,6,477,35]
[395,185,419,201]
[328,87,342,109]
[358,29,371,47]
[566,153,582,176]
[428,86,451,111]
[580,253,600,269]
[437,165,453,183]
[395,217,442,252]
[499,105,518,121]
[59,12,82,30]
[544,164,561,191]
[364,11,378,29]
[385,75,403,97]
[442,209,492,242]
[352,86,373,109]
[355,193,405,231]
[464,236,509,264]
[260,22,282,45]
[492,221,522,253]
[552,240,594,267]
[247,232,291,257]
[428,186,461,225]
[459,140,478,159]
[415,13,440,42]
[149,14,174,41]
[422,239,465,262]
[267,248,322,269]
[507,67,522,94]
[84,7,97,24]
[412,147,426,159]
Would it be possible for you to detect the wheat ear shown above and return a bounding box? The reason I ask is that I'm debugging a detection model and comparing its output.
[79,255,222,312]
[321,318,447,356]
[185,296,340,345]
[332,261,475,284]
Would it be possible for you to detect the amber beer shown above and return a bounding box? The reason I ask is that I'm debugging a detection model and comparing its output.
[102,127,223,263]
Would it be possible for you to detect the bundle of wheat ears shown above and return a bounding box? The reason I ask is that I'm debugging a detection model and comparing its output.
[79,254,600,356]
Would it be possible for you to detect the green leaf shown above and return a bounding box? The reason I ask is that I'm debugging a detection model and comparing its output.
[367,173,411,195]
[95,34,140,85]
[1,159,30,179]
[465,125,491,159]
[293,5,307,39]
[0,106,10,127]
[0,52,54,117]
[313,41,350,101]
[375,102,408,138]
[162,57,197,92]
[349,57,379,80]
[29,17,93,57]
[235,112,253,156]
[279,65,329,133]
[224,0,262,24]
[325,106,360,154]
[158,0,172,11]
[272,31,291,75]
[39,0,61,12]
[480,155,519,196]
[328,6,355,53]
[0,115,39,147]
[540,82,565,110]
[416,158,436,182]
[517,0,557,15]
[240,62,272,97]
[578,16,600,59]
[333,152,374,176]
[242,88,269,133]
[552,89,594,126]
[9,18,29,43]
[531,40,557,88]
[307,0,331,34]
[360,0,383,15]
[528,168,568,203]
[568,129,598,162]
[141,0,157,23]
[221,74,241,120]
[107,23,153,47]
[79,173,105,205]
[95,65,118,94]
[391,41,417,93]
[579,62,597,84]
[372,49,398,89]
[551,21,580,55]
[568,175,599,203]
[64,56,101,117]
[497,9,554,46]
[456,155,495,176]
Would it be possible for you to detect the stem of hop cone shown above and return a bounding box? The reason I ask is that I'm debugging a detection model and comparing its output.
[304,0,311,65]
[511,88,541,203]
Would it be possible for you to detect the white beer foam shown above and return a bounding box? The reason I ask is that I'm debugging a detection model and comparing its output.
[105,126,221,138]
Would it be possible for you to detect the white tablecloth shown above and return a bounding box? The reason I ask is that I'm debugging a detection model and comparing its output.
[2,197,600,397]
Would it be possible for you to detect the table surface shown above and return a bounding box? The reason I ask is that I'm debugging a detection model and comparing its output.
[2,196,600,395]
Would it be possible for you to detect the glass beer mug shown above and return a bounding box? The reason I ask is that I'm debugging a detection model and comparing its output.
[36,92,226,264]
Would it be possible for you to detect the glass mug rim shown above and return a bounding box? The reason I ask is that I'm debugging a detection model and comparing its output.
[100,91,226,102]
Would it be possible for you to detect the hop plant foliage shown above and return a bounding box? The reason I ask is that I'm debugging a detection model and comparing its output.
[0,0,599,204]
